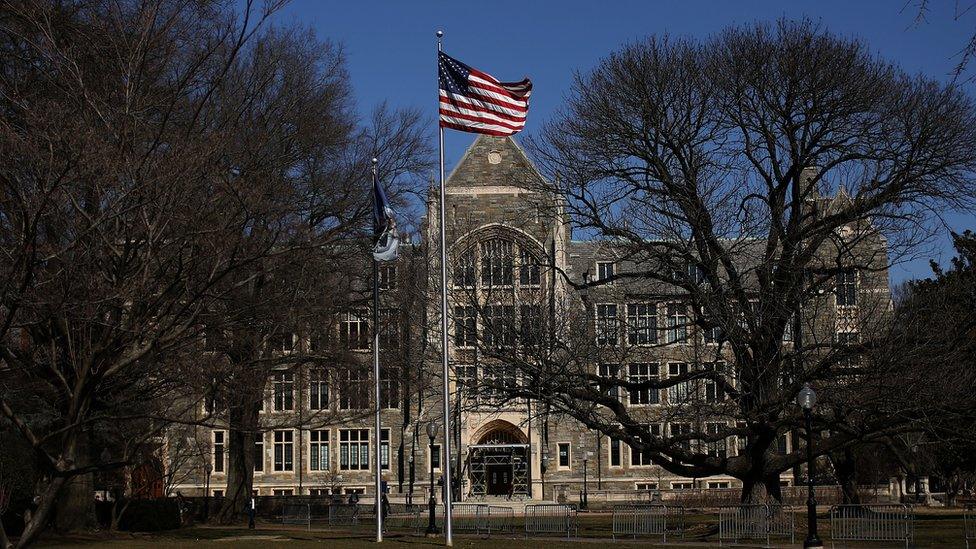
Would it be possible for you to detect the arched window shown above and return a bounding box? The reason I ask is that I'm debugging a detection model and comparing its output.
[480,239,514,287]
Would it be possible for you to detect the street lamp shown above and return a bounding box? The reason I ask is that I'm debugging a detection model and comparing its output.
[540,445,549,500]
[203,461,213,522]
[578,437,590,510]
[425,422,440,536]
[797,383,823,549]
[407,454,415,506]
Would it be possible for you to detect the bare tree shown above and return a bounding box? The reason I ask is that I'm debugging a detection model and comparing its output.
[475,19,976,502]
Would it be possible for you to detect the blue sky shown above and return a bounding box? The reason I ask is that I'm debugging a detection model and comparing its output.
[270,0,976,283]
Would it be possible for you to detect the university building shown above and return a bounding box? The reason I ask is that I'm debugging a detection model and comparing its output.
[167,135,892,502]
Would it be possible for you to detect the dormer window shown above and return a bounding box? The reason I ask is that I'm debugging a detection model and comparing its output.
[597,261,615,283]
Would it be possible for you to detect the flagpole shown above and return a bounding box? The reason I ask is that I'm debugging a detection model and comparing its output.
[435,29,454,547]
[371,157,383,543]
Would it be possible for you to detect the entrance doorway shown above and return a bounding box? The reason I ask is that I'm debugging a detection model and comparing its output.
[468,420,530,498]
[486,463,513,496]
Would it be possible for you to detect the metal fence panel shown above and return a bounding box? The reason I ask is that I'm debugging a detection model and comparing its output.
[485,506,516,536]
[719,504,794,547]
[829,504,914,548]
[611,503,683,541]
[452,503,487,534]
[281,503,310,529]
[524,503,578,538]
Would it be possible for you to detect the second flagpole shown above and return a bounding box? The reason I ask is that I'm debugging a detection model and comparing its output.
[371,158,383,543]
[435,29,454,547]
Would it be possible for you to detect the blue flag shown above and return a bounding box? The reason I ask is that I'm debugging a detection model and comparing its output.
[372,168,399,262]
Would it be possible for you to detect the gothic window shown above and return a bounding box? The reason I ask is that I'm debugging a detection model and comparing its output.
[836,269,857,306]
[628,363,659,405]
[519,247,541,286]
[454,249,475,288]
[481,239,514,287]
[339,310,369,350]
[453,306,476,348]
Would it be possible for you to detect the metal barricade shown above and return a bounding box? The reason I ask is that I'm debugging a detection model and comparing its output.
[612,503,683,541]
[383,503,423,534]
[524,503,578,539]
[281,503,311,529]
[966,509,976,549]
[452,503,487,534]
[719,504,794,547]
[485,506,516,536]
[829,504,914,548]
[327,503,361,526]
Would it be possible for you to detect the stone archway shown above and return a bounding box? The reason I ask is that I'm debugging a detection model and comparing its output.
[471,419,528,446]
[468,420,530,498]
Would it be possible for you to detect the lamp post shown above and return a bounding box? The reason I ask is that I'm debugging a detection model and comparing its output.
[408,454,415,506]
[797,383,823,549]
[540,445,549,501]
[203,462,213,522]
[426,422,440,536]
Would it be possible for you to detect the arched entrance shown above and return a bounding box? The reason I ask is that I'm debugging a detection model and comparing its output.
[468,420,529,498]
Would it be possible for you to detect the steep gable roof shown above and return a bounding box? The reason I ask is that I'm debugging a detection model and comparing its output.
[445,135,546,189]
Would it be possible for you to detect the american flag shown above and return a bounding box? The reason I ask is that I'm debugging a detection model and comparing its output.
[438,51,532,136]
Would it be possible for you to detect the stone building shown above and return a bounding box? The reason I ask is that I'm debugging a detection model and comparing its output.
[167,135,892,502]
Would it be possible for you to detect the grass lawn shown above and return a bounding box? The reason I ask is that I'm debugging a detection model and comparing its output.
[32,509,971,548]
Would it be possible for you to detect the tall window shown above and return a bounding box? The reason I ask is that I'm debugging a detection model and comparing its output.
[596,304,618,346]
[704,362,727,403]
[254,435,264,472]
[339,429,369,471]
[273,430,294,471]
[340,310,369,350]
[557,443,570,468]
[310,430,330,471]
[706,423,727,458]
[380,367,400,409]
[598,363,620,400]
[453,306,476,348]
[666,303,688,344]
[378,264,397,290]
[381,429,391,470]
[597,261,614,282]
[628,363,659,405]
[609,438,621,467]
[379,308,399,349]
[339,368,368,410]
[484,305,515,348]
[309,369,329,410]
[627,303,657,345]
[836,331,860,367]
[670,423,692,452]
[630,424,660,466]
[213,430,225,473]
[836,268,857,306]
[272,371,294,411]
[667,363,691,403]
[483,364,517,405]
[520,304,542,347]
[481,239,513,286]
[519,248,541,286]
[454,249,476,288]
[456,365,478,400]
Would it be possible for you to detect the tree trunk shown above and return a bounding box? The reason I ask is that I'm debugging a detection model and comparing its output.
[830,448,861,504]
[53,429,95,532]
[15,476,66,549]
[213,397,260,524]
[740,472,784,504]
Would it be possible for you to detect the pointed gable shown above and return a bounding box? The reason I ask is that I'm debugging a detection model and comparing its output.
[446,135,545,189]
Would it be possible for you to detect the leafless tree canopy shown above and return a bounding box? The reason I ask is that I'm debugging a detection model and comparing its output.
[475,19,976,501]
[0,0,432,543]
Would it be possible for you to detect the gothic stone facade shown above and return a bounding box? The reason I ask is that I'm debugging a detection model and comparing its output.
[168,135,891,501]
